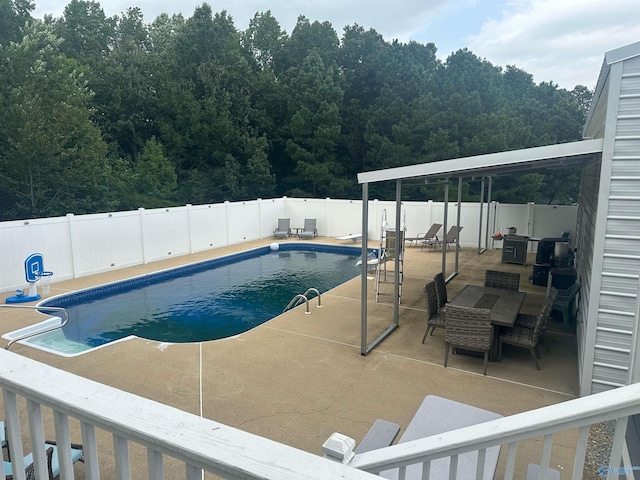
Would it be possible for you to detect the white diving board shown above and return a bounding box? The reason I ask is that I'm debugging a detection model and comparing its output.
[337,233,362,243]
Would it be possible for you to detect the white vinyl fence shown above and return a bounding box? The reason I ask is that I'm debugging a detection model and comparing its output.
[0,198,577,293]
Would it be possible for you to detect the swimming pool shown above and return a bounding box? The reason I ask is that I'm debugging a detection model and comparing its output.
[4,243,370,356]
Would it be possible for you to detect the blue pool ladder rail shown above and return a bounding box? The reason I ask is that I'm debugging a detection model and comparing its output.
[283,288,322,314]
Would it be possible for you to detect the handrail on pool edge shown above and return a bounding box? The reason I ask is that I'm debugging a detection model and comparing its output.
[283,288,322,314]
[0,305,70,350]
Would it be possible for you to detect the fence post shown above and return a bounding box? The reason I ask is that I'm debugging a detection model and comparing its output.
[187,204,194,254]
[66,213,78,279]
[224,201,230,246]
[139,208,148,264]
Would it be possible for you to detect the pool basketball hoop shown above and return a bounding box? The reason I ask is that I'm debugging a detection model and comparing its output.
[36,271,54,295]
[5,253,54,303]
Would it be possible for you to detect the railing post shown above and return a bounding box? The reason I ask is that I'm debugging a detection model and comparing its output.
[322,433,356,464]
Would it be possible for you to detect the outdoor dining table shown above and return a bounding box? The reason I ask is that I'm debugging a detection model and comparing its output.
[449,284,527,360]
[450,285,526,326]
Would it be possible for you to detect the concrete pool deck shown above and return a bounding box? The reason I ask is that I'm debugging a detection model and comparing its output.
[1,238,583,478]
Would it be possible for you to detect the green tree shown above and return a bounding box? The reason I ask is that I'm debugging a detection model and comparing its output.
[125,136,177,208]
[0,21,113,219]
[90,7,157,162]
[54,0,115,63]
[283,50,344,197]
[0,0,34,45]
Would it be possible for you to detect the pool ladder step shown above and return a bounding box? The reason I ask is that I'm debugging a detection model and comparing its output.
[283,288,322,314]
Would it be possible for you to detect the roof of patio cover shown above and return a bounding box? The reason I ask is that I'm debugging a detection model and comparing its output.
[356,138,603,356]
[357,138,603,184]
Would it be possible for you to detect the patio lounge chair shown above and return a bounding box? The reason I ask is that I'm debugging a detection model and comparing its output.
[297,219,317,239]
[273,218,291,239]
[405,223,441,248]
[422,225,462,251]
[484,270,520,291]
[444,304,493,375]
[3,440,84,480]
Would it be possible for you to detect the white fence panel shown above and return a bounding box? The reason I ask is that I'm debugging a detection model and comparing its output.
[531,204,578,240]
[260,198,286,238]
[70,211,143,278]
[324,199,363,238]
[142,207,192,263]
[286,198,329,235]
[0,217,73,290]
[0,198,579,293]
[401,201,438,239]
[227,200,262,244]
[189,203,229,251]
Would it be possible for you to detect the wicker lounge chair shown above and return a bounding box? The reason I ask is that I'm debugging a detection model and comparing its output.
[484,270,520,291]
[444,304,493,375]
[3,441,84,480]
[273,218,291,239]
[297,219,317,239]
[422,281,446,342]
[499,290,557,370]
[405,223,441,248]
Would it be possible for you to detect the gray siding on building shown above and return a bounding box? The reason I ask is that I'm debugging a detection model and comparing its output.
[576,158,601,391]
[591,54,640,393]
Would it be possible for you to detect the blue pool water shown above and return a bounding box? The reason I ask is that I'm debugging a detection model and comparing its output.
[23,244,366,355]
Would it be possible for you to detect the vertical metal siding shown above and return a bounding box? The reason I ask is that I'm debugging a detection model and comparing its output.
[592,55,640,393]
[576,158,602,391]
[584,75,610,139]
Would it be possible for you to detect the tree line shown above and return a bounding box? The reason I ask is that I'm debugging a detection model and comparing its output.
[0,0,592,221]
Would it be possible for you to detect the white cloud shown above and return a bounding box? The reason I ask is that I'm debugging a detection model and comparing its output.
[467,0,640,89]
[31,0,640,90]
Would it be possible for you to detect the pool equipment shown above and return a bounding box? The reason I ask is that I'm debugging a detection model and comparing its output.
[270,242,280,251]
[5,253,53,304]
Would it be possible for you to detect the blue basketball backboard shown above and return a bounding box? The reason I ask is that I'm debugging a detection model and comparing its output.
[24,253,44,283]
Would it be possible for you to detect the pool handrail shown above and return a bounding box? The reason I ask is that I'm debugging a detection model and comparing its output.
[283,288,322,314]
[0,304,69,350]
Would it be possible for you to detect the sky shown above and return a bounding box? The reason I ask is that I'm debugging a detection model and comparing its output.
[32,0,640,90]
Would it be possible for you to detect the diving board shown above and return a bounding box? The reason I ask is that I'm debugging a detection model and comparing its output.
[337,233,362,243]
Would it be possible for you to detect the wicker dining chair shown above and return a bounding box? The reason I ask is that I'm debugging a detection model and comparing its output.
[499,289,558,370]
[421,281,446,342]
[514,288,559,353]
[444,304,493,375]
[433,272,448,310]
[484,270,520,291]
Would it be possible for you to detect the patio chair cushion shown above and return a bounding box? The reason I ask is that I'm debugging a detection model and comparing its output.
[354,419,400,454]
[4,442,83,480]
[525,463,560,480]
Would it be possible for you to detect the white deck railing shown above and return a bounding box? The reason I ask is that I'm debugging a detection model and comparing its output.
[1,347,637,480]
